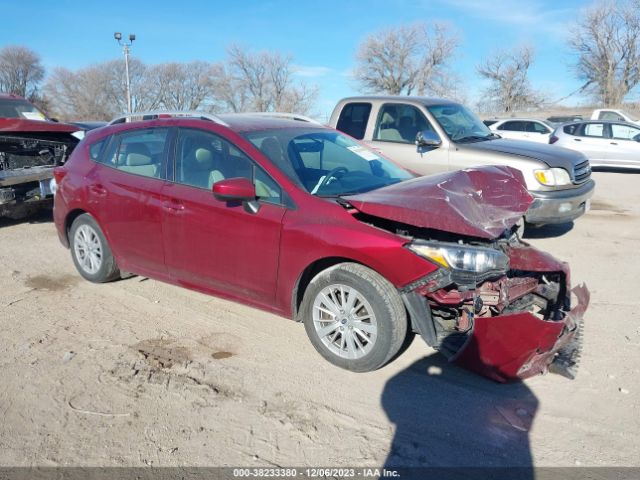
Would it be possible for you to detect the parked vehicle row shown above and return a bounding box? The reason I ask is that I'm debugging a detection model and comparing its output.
[329,96,594,230]
[53,109,588,382]
[485,109,640,170]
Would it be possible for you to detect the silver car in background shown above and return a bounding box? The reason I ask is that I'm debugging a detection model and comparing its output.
[550,120,640,170]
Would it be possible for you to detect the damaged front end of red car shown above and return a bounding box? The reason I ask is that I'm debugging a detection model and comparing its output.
[348,165,589,382]
[401,243,588,382]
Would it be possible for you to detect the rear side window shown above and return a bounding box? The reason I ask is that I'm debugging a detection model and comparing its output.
[498,121,525,131]
[336,103,371,140]
[99,128,169,179]
[583,123,606,138]
[563,124,578,135]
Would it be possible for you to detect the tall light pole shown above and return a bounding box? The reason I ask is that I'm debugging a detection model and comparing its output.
[114,32,135,113]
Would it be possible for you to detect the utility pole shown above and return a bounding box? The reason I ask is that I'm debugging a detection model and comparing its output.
[114,32,136,113]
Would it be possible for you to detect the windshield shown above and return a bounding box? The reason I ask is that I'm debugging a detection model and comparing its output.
[427,104,494,142]
[244,128,414,196]
[0,98,47,120]
[621,110,639,122]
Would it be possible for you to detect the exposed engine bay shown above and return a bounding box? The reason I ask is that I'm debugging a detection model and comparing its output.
[0,132,78,219]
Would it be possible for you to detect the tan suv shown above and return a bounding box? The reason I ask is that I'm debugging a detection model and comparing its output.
[329,96,595,230]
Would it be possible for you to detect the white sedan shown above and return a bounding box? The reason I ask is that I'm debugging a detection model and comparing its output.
[488,118,554,144]
[550,120,640,169]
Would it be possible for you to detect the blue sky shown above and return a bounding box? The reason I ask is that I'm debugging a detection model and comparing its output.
[1,0,592,118]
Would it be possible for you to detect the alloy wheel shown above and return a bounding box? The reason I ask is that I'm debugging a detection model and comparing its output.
[312,283,378,359]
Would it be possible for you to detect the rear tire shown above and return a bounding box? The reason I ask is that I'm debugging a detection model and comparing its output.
[69,214,120,283]
[300,262,407,372]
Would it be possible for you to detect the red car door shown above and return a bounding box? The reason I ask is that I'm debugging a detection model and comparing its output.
[161,127,286,307]
[86,127,171,277]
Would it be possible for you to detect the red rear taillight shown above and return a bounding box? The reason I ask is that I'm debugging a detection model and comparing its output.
[549,135,559,144]
[53,167,67,184]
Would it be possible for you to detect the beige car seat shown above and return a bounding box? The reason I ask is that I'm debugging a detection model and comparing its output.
[377,111,403,142]
[119,143,158,177]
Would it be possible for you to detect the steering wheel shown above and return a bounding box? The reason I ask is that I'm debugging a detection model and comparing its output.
[313,167,348,194]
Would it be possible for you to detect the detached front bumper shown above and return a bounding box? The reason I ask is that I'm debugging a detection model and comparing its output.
[451,284,589,382]
[525,179,595,225]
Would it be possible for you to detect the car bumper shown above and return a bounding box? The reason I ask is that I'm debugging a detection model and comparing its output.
[451,284,589,382]
[525,179,595,224]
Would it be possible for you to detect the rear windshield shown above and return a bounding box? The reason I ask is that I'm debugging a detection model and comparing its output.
[0,98,46,120]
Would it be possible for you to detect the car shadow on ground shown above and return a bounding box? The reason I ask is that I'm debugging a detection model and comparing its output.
[523,221,574,239]
[0,208,53,228]
[381,353,536,479]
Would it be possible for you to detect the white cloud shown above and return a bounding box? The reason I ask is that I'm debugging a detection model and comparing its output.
[436,0,574,38]
[292,65,334,78]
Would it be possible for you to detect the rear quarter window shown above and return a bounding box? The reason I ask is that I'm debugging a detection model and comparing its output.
[89,138,107,161]
[336,103,372,140]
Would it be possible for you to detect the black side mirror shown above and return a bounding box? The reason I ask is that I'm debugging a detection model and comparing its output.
[415,130,442,148]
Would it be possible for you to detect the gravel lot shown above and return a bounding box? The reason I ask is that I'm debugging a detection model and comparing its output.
[0,171,638,469]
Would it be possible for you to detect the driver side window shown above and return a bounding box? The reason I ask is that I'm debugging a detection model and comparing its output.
[175,128,282,204]
[373,104,434,144]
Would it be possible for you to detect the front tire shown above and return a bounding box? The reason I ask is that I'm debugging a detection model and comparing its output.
[301,263,407,372]
[69,214,120,283]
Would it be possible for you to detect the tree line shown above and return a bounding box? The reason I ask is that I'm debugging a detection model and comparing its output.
[1,45,317,121]
[1,0,639,118]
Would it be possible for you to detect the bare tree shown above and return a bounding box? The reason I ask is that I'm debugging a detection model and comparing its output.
[147,61,223,110]
[0,45,45,98]
[44,59,154,120]
[570,0,640,106]
[353,23,458,96]
[477,45,543,113]
[219,45,318,114]
[43,46,318,120]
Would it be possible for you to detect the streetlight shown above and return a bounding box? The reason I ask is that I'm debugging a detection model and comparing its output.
[114,32,136,113]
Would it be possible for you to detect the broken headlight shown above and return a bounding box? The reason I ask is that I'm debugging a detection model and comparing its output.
[407,241,509,283]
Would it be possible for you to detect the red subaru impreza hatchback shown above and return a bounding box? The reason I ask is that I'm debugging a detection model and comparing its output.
[53,112,588,382]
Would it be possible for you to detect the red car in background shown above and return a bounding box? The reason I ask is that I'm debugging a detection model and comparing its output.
[53,112,588,382]
[0,93,80,219]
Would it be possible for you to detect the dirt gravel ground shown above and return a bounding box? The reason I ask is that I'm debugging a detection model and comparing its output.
[0,170,638,469]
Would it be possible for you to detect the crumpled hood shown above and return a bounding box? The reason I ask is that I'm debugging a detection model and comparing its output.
[462,138,586,171]
[0,118,80,134]
[346,165,533,239]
